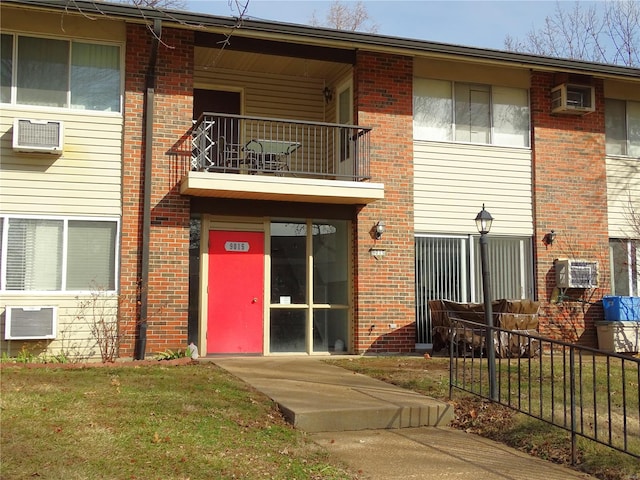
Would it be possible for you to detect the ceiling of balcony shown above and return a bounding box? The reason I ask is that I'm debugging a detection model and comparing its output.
[194,46,349,79]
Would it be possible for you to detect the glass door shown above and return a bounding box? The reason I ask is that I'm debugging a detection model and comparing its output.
[269,219,350,354]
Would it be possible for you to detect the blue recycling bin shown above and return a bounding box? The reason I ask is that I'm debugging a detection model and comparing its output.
[602,296,640,321]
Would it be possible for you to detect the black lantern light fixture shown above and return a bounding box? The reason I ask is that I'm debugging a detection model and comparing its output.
[543,230,556,246]
[323,86,333,104]
[475,204,497,401]
[475,204,493,234]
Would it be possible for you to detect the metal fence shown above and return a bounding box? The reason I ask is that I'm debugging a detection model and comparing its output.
[191,113,372,181]
[448,318,640,462]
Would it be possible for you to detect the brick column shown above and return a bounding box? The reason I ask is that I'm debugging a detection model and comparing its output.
[353,51,415,353]
[530,71,610,346]
[120,24,194,357]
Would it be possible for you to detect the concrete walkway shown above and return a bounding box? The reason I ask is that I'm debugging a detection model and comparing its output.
[211,356,595,480]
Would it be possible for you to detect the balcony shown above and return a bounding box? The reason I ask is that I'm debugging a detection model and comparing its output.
[180,113,384,205]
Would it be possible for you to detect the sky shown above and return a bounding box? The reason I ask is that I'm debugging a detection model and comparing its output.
[183,0,600,52]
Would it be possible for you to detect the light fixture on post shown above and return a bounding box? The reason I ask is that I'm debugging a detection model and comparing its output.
[323,86,333,104]
[475,204,497,401]
[374,220,386,240]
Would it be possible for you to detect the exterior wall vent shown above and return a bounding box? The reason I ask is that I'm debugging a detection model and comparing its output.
[12,118,64,154]
[555,259,598,288]
[551,84,595,114]
[4,306,57,340]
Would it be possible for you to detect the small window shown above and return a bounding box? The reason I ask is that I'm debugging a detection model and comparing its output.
[610,239,639,296]
[606,99,640,157]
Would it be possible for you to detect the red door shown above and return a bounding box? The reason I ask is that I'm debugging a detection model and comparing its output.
[207,230,264,354]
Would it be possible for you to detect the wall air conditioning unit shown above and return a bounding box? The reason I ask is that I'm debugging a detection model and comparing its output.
[551,84,595,114]
[12,118,64,154]
[555,259,598,289]
[4,306,57,340]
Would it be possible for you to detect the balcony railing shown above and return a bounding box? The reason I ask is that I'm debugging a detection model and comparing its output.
[191,113,372,181]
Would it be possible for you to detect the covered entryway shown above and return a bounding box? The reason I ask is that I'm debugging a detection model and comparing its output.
[199,216,354,356]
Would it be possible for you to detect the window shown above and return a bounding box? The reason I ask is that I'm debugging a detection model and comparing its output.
[1,217,118,292]
[1,34,12,104]
[605,99,640,157]
[610,239,639,296]
[414,78,530,147]
[269,219,350,354]
[415,235,534,344]
[1,33,121,112]
[472,236,534,300]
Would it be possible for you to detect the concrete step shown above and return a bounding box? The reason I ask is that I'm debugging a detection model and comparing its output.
[210,357,454,433]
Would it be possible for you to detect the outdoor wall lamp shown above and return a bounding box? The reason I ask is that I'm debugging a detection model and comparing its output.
[543,230,556,246]
[374,220,386,240]
[323,86,333,104]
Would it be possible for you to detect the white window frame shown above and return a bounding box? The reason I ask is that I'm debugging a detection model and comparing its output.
[609,238,639,296]
[605,99,640,158]
[0,32,123,114]
[413,78,531,148]
[0,215,120,294]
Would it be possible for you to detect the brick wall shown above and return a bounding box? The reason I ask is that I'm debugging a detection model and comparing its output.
[530,71,610,346]
[120,24,194,357]
[353,51,416,353]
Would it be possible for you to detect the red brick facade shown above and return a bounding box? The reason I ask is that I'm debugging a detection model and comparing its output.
[353,52,416,353]
[530,71,610,346]
[118,29,612,356]
[120,25,194,357]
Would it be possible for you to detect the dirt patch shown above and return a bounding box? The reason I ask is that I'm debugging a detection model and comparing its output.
[0,356,195,370]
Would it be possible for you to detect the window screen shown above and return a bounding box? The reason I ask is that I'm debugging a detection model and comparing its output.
[16,36,68,107]
[71,42,120,112]
[67,220,117,290]
[6,219,63,290]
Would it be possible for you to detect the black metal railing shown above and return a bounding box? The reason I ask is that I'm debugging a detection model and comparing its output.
[447,318,640,463]
[191,113,372,181]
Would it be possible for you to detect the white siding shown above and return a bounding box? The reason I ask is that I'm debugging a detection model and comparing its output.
[0,109,123,216]
[414,141,533,235]
[607,155,640,238]
[194,67,326,122]
[0,295,119,361]
[0,8,125,360]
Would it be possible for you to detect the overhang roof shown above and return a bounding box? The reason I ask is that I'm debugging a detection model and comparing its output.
[3,0,639,80]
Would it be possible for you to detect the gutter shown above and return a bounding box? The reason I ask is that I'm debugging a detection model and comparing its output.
[134,18,161,360]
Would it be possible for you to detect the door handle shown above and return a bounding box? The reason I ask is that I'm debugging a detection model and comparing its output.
[252,297,258,303]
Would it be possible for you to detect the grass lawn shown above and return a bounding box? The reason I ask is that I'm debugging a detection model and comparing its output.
[0,362,359,480]
[3,356,639,480]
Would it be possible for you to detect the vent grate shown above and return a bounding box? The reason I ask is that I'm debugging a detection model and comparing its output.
[13,119,63,153]
[556,259,598,288]
[4,306,57,340]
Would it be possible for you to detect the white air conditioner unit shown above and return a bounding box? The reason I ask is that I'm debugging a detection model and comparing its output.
[555,259,598,289]
[4,306,57,340]
[551,84,595,114]
[12,118,64,154]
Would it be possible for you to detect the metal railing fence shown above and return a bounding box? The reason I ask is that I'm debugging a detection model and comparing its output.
[448,318,640,463]
[191,113,372,181]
